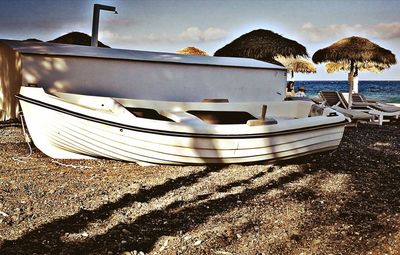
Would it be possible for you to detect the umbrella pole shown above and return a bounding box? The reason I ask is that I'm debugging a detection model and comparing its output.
[353,65,359,93]
[348,61,354,108]
[289,70,294,82]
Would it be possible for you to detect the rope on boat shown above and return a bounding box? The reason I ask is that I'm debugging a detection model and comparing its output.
[51,160,93,169]
[10,113,91,169]
[12,113,33,163]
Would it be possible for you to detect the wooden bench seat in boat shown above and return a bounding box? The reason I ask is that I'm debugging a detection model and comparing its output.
[126,108,173,122]
[159,111,204,125]
[246,118,278,126]
[187,110,257,125]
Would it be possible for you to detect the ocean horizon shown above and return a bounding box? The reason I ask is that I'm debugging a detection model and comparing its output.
[294,80,400,103]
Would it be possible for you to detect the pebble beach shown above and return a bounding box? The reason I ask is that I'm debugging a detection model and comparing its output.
[0,119,399,254]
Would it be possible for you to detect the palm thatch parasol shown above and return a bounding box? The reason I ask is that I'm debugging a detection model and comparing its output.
[325,61,386,73]
[48,32,110,48]
[177,46,208,56]
[274,55,316,80]
[312,36,396,106]
[24,38,43,42]
[214,29,308,66]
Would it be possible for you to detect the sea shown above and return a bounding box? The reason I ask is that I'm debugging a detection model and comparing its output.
[295,80,400,103]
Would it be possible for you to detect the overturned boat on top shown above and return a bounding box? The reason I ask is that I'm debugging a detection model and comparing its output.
[17,86,347,165]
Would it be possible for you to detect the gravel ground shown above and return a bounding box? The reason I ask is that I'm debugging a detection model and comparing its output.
[0,119,399,255]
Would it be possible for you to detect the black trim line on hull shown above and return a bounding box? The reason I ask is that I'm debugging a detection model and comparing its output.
[16,94,348,139]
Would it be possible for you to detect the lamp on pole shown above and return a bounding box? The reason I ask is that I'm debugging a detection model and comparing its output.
[91,4,117,47]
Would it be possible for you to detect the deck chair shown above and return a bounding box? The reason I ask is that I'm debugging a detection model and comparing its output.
[340,92,400,125]
[352,93,400,112]
[319,90,347,108]
[331,105,373,123]
[319,91,373,125]
[337,92,370,111]
[352,93,375,103]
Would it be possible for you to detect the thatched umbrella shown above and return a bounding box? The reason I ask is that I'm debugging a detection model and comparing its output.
[274,55,316,80]
[214,29,308,66]
[24,38,43,43]
[48,32,110,48]
[312,36,396,106]
[325,61,386,73]
[177,46,208,56]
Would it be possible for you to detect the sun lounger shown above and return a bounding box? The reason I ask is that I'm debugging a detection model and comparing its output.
[337,92,371,111]
[340,92,400,125]
[319,91,373,125]
[320,91,373,124]
[352,93,400,112]
[331,105,373,123]
[320,90,399,125]
[319,90,347,108]
[352,93,377,103]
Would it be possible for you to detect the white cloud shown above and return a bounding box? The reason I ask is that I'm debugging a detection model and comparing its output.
[179,27,203,42]
[98,30,135,42]
[299,22,400,43]
[179,26,227,42]
[300,22,363,42]
[201,27,227,41]
[99,26,226,44]
[368,22,400,39]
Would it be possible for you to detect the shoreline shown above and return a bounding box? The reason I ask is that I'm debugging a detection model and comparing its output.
[0,120,399,254]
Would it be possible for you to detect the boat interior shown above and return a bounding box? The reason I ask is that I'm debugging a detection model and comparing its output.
[49,89,332,126]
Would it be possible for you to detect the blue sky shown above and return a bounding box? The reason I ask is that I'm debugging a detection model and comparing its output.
[1,0,399,80]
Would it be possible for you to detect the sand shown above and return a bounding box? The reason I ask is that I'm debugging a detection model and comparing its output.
[0,119,399,254]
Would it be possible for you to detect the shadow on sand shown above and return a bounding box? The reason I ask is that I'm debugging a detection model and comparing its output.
[1,122,399,254]
[0,163,309,254]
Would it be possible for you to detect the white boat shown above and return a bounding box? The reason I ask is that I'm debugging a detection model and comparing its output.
[17,86,348,165]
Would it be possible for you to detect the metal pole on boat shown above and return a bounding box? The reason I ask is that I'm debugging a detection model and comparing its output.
[91,4,118,47]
